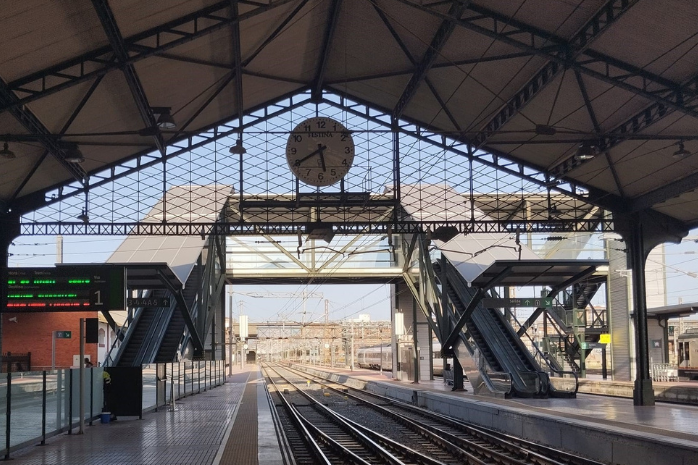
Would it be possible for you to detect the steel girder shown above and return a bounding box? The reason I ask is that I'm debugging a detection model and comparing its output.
[373,3,462,130]
[0,0,297,115]
[391,0,471,120]
[230,0,244,131]
[472,0,640,147]
[322,93,627,213]
[395,0,698,124]
[91,0,166,155]
[20,218,613,237]
[13,89,312,214]
[312,0,343,101]
[9,76,105,203]
[0,82,87,185]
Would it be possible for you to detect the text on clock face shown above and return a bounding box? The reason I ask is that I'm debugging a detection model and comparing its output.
[285,116,355,186]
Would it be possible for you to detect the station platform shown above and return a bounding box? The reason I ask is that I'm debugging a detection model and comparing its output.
[5,364,698,465]
[5,367,286,465]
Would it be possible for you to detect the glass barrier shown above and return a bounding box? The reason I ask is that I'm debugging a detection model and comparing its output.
[0,361,225,459]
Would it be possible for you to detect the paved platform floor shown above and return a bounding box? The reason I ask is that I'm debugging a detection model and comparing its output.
[336,367,698,441]
[5,367,280,465]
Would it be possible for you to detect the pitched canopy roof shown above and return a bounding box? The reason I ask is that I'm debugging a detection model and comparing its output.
[1,0,698,228]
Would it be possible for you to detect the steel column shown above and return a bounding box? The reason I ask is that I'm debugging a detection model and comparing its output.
[628,213,655,406]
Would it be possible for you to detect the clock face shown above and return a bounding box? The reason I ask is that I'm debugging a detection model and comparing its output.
[286,117,355,187]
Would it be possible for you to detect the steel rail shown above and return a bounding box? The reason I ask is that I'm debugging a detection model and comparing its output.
[264,364,441,465]
[283,365,606,465]
[279,365,532,465]
[261,365,333,465]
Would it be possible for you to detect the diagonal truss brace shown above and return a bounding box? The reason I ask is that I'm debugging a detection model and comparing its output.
[392,0,471,120]
[474,0,639,146]
[1,0,297,115]
[156,269,205,357]
[91,0,165,154]
[395,0,698,125]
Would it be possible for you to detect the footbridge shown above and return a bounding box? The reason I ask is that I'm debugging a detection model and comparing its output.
[101,183,606,399]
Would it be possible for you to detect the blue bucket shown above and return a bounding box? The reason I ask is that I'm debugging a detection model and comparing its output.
[100,412,111,424]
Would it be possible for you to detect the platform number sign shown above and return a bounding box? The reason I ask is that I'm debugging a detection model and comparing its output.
[4,265,125,313]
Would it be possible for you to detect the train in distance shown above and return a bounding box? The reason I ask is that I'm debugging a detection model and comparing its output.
[356,341,452,376]
[678,329,698,379]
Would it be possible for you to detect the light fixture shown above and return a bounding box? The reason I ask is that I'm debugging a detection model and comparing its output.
[77,191,89,224]
[152,107,176,130]
[574,142,598,161]
[229,138,246,155]
[535,124,557,136]
[62,143,84,163]
[0,142,15,159]
[77,209,89,224]
[673,141,691,158]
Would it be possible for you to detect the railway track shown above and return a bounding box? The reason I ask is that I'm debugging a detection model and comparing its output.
[265,363,606,465]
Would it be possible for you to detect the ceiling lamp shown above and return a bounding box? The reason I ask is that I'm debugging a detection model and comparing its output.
[77,209,89,224]
[62,143,85,163]
[229,138,247,155]
[152,107,176,130]
[574,142,598,161]
[0,142,15,159]
[535,124,557,136]
[673,141,691,158]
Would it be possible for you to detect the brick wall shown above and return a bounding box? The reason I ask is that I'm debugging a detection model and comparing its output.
[2,312,99,370]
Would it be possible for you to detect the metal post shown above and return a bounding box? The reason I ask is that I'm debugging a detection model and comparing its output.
[602,346,608,380]
[350,320,354,371]
[89,368,93,426]
[5,372,11,459]
[629,214,655,406]
[41,371,47,445]
[68,369,73,434]
[51,331,56,371]
[79,319,85,434]
[228,292,233,376]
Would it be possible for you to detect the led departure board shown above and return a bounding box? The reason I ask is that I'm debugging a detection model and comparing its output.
[3,265,125,312]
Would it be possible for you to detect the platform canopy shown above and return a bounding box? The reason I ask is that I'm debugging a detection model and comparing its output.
[1,1,698,229]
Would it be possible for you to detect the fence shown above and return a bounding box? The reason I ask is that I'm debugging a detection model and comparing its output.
[651,363,678,382]
[0,360,225,459]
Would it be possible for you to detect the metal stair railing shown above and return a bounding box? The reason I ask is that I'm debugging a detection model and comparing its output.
[441,259,546,397]
[508,312,579,397]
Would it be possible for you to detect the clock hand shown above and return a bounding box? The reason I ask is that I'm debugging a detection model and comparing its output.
[318,145,327,172]
[294,144,327,166]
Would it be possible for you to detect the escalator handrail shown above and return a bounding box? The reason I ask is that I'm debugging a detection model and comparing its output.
[508,302,579,395]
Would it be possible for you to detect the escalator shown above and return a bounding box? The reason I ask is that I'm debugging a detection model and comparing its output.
[156,258,202,362]
[438,257,578,398]
[116,289,175,366]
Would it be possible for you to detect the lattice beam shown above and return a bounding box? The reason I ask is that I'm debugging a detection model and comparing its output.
[312,0,343,101]
[395,0,698,124]
[91,0,165,154]
[472,0,639,145]
[20,218,613,236]
[392,0,471,120]
[1,0,297,114]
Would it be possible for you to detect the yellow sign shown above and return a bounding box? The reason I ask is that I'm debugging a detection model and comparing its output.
[599,333,611,344]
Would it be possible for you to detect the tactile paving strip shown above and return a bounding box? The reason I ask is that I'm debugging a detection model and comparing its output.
[218,371,259,465]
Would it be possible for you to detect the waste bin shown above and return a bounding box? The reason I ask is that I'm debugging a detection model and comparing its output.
[100,412,111,424]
